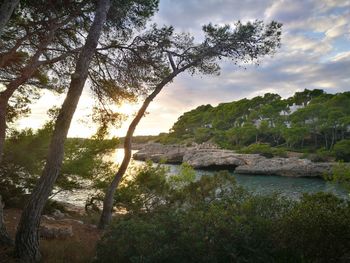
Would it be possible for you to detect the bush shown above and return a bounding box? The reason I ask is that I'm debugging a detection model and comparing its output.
[276,193,350,262]
[193,127,212,143]
[302,148,334,162]
[239,143,287,158]
[327,162,350,192]
[95,167,350,263]
[333,139,350,162]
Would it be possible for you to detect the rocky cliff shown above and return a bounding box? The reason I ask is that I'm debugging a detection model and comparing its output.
[133,143,336,178]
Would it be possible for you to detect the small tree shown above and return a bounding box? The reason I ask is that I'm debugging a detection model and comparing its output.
[14,0,112,261]
[99,20,282,228]
[14,0,159,261]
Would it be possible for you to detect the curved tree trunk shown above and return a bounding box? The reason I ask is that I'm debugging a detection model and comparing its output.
[0,195,13,246]
[14,1,110,261]
[0,0,19,38]
[99,67,190,229]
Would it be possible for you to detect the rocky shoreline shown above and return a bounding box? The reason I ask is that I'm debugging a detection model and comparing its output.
[133,143,340,178]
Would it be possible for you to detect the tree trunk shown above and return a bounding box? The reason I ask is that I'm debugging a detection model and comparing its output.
[331,128,335,150]
[14,1,110,261]
[99,69,186,229]
[0,101,6,164]
[0,0,19,38]
[0,195,13,246]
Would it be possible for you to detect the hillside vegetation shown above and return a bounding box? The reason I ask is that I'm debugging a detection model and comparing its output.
[160,89,350,160]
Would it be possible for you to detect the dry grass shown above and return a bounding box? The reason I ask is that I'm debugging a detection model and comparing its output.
[1,209,102,263]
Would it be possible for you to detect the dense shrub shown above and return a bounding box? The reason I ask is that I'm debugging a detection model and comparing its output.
[95,166,350,263]
[277,193,350,262]
[301,148,334,162]
[333,139,350,162]
[328,162,350,192]
[193,127,213,143]
[238,143,287,158]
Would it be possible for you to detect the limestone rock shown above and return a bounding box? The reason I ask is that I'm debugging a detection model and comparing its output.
[61,218,84,225]
[133,143,187,163]
[235,158,333,177]
[42,215,56,221]
[40,223,73,239]
[52,209,65,219]
[133,143,338,178]
[183,149,247,169]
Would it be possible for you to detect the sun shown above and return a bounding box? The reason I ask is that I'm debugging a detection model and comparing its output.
[117,102,140,116]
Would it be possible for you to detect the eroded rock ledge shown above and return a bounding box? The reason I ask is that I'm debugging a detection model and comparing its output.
[133,143,337,178]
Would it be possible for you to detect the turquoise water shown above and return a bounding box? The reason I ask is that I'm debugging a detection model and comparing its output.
[161,163,348,199]
[54,149,348,206]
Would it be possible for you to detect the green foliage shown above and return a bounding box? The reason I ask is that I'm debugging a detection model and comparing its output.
[0,123,118,207]
[164,90,350,156]
[277,193,350,261]
[193,127,213,143]
[113,161,170,213]
[168,162,196,189]
[95,167,350,263]
[333,139,350,162]
[6,86,41,124]
[170,104,213,139]
[302,148,334,162]
[239,143,287,158]
[112,163,238,214]
[327,162,350,193]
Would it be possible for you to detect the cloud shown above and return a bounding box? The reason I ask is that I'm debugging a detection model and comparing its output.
[18,0,350,136]
[264,0,315,23]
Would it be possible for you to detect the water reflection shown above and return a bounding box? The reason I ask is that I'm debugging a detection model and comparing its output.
[54,148,348,206]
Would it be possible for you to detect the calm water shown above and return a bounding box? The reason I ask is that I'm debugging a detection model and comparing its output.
[54,149,348,206]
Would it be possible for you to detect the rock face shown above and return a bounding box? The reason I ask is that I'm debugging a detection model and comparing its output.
[133,143,336,178]
[133,143,187,163]
[235,158,333,177]
[183,149,248,169]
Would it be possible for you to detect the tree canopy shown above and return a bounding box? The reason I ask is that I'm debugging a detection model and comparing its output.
[164,89,350,154]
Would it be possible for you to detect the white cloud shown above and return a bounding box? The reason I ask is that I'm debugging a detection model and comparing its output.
[16,0,350,137]
[331,51,350,61]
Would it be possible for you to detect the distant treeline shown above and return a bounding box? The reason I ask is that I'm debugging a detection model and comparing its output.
[118,135,160,146]
[159,89,350,155]
[66,135,159,147]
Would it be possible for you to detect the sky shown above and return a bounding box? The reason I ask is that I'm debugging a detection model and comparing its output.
[16,0,350,137]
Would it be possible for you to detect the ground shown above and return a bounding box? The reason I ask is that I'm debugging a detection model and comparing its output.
[0,208,101,263]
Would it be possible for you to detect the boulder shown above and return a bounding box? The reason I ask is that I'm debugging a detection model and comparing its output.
[40,223,73,239]
[133,143,188,163]
[42,215,56,221]
[61,218,84,225]
[52,209,65,219]
[183,149,247,169]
